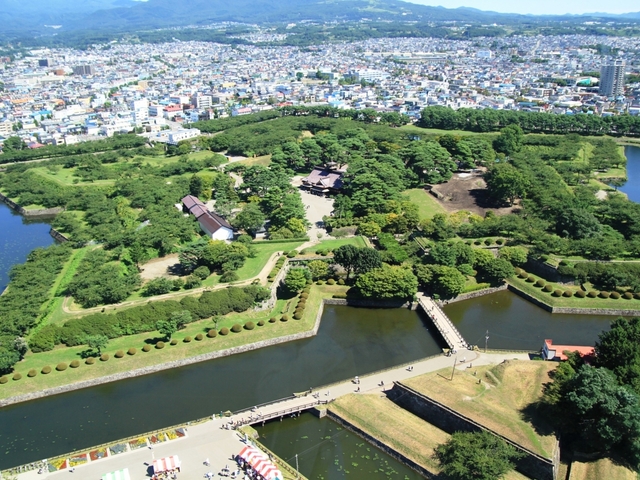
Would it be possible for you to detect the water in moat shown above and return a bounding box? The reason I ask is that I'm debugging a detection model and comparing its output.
[618,145,640,202]
[256,412,423,480]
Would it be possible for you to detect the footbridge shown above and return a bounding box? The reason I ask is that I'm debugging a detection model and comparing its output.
[417,293,468,350]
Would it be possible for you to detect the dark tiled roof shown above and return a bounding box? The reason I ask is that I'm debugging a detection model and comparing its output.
[303,167,344,190]
[182,195,205,210]
[182,194,232,234]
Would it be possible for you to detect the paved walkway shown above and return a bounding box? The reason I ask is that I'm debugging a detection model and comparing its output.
[417,293,467,350]
[11,351,529,480]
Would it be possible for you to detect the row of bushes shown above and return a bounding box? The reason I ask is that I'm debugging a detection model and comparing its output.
[315,278,345,286]
[267,255,287,282]
[29,285,270,352]
[467,238,505,247]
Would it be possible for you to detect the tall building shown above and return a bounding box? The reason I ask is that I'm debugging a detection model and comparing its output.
[129,99,149,125]
[600,60,626,97]
[73,65,95,76]
[38,58,53,67]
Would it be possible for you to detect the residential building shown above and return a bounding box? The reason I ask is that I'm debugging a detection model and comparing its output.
[167,128,200,145]
[73,65,95,76]
[600,60,626,97]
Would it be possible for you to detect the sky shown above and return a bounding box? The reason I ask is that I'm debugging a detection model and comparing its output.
[405,0,639,16]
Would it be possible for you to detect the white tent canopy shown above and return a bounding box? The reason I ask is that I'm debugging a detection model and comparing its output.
[153,455,181,473]
[102,468,131,480]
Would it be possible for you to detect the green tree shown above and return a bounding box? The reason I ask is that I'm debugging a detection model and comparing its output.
[232,203,265,235]
[434,431,523,480]
[156,318,178,341]
[353,248,383,276]
[493,124,524,156]
[355,265,418,299]
[307,260,329,280]
[85,334,109,355]
[484,163,529,206]
[480,258,515,283]
[595,317,640,393]
[430,265,466,298]
[498,246,528,266]
[333,245,359,279]
[357,222,381,238]
[284,268,309,294]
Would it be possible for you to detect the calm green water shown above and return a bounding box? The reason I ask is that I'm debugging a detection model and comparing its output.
[0,305,442,469]
[256,413,422,480]
[444,289,613,350]
[0,202,55,290]
[619,145,640,202]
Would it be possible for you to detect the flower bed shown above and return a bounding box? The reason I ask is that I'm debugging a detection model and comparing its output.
[109,443,128,455]
[148,433,166,445]
[89,448,108,461]
[175,427,187,438]
[69,454,88,467]
[48,459,68,472]
[128,437,148,450]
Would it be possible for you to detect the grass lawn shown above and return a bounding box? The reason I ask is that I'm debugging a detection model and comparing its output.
[237,241,304,280]
[228,155,272,168]
[402,360,558,458]
[509,273,640,311]
[400,124,491,138]
[31,167,116,187]
[300,236,366,254]
[403,188,446,219]
[569,458,637,480]
[330,394,448,474]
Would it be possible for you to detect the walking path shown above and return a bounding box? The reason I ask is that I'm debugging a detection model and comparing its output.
[10,350,529,480]
[416,293,468,350]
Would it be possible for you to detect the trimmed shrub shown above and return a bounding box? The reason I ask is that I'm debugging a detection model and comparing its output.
[316,280,325,285]
[562,290,573,298]
[295,309,304,317]
[281,251,290,257]
[56,362,68,371]
[624,292,634,300]
[495,238,504,245]
[269,317,277,323]
[220,270,239,283]
[287,251,298,258]
[300,292,309,299]
[195,333,204,341]
[635,292,640,300]
[553,289,563,297]
[0,376,8,384]
[183,336,192,343]
[85,357,95,365]
[588,291,598,298]
[333,293,347,299]
[42,365,53,373]
[338,278,345,285]
[559,260,568,266]
[28,369,37,377]
[327,278,336,285]
[207,329,218,338]
[575,290,586,298]
[231,324,242,333]
[156,341,165,349]
[294,312,303,320]
[70,359,80,368]
[219,327,229,336]
[543,285,553,292]
[193,265,211,280]
[599,291,610,299]
[13,373,22,381]
[484,239,492,246]
[526,275,536,283]
[518,271,529,279]
[127,347,137,355]
[281,314,289,322]
[142,345,151,352]
[540,254,549,262]
[170,339,178,345]
[115,350,124,358]
[244,321,255,330]
[100,353,110,361]
[257,320,265,327]
[514,267,523,276]
[611,292,621,299]
[535,279,546,287]
[474,240,482,245]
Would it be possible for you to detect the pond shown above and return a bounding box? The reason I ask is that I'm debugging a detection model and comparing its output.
[618,145,640,202]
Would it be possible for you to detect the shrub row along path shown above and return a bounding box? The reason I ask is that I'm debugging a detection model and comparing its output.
[12,351,529,480]
[60,251,283,316]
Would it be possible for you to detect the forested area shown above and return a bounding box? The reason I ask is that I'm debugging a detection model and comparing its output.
[420,106,640,136]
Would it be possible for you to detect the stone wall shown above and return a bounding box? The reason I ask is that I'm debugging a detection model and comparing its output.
[49,227,69,243]
[327,410,436,479]
[440,284,508,305]
[386,382,558,480]
[0,192,63,217]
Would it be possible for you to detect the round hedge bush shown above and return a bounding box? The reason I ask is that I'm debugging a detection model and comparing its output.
[496,238,504,245]
[514,268,523,275]
[0,376,8,384]
[231,324,242,333]
[13,373,22,381]
[635,292,640,300]
[552,289,563,297]
[42,365,53,373]
[338,278,345,285]
[575,290,586,298]
[300,293,309,299]
[100,353,110,361]
[526,275,536,283]
[316,280,325,285]
[624,292,634,300]
[540,254,549,262]
[473,240,482,245]
[484,239,492,246]
[257,320,265,327]
[588,291,598,298]
[183,336,192,343]
[562,290,573,297]
[142,345,151,352]
[85,357,95,365]
[70,359,80,368]
[294,313,303,320]
[115,350,124,358]
[156,341,165,349]
[535,279,546,287]
[170,339,178,345]
[195,333,204,341]
[327,278,336,285]
[518,271,529,279]
[244,321,255,330]
[611,292,621,299]
[269,317,277,323]
[219,327,229,336]
[303,286,311,293]
[543,285,553,292]
[128,347,137,355]
[281,314,289,322]
[599,291,611,299]
[28,369,37,377]
[207,329,218,338]
[559,260,568,266]
[56,362,68,371]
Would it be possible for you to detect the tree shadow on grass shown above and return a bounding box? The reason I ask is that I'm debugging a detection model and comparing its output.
[144,336,165,345]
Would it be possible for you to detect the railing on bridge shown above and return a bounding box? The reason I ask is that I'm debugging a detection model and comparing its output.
[418,295,466,349]
[233,400,329,429]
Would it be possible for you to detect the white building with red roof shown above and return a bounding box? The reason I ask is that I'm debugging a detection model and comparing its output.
[182,195,234,241]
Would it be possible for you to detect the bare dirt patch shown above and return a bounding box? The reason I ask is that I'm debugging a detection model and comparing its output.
[140,254,181,281]
[430,171,514,216]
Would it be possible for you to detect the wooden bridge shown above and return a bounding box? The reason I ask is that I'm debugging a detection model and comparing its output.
[417,293,468,350]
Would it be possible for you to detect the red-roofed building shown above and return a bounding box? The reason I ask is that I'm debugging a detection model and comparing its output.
[181,195,233,241]
[542,339,595,361]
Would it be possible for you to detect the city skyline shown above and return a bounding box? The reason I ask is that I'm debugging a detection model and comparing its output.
[406,0,639,16]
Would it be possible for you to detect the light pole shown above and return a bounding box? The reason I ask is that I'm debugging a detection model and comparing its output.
[485,330,489,353]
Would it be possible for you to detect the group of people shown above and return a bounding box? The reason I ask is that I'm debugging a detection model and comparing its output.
[234,456,272,480]
[152,469,178,480]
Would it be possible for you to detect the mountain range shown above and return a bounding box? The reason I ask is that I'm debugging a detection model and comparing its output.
[1,0,639,40]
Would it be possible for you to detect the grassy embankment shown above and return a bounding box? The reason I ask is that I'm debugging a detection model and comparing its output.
[0,283,347,401]
[300,236,367,254]
[569,458,637,480]
[402,188,447,219]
